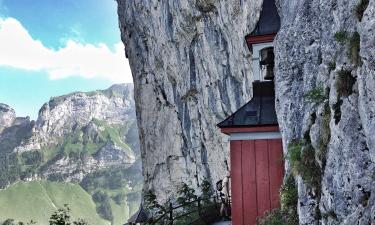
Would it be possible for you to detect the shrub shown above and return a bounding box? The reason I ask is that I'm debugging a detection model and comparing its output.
[1,207,87,225]
[96,199,113,222]
[21,151,43,165]
[49,204,88,225]
[2,219,16,225]
[175,183,199,224]
[317,103,331,170]
[287,140,321,185]
[258,208,299,225]
[280,176,298,209]
[177,182,198,205]
[334,31,361,65]
[200,179,214,204]
[113,193,126,205]
[328,61,336,72]
[144,190,166,216]
[258,175,299,225]
[334,31,349,44]
[258,209,284,225]
[355,0,369,21]
[305,85,327,104]
[92,191,107,203]
[287,140,303,164]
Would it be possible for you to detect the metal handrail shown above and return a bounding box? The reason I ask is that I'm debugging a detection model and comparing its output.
[150,195,220,225]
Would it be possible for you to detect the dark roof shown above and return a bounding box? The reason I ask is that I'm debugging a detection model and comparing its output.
[127,205,150,224]
[217,82,278,128]
[250,0,280,36]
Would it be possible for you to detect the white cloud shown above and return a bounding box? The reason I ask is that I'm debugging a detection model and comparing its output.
[0,17,133,83]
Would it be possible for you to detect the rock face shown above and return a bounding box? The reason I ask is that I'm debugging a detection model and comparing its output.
[117,0,375,223]
[117,0,264,201]
[15,84,134,153]
[0,104,16,134]
[0,84,138,185]
[275,0,375,224]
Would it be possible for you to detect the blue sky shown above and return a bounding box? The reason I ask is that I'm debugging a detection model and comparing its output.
[0,0,132,119]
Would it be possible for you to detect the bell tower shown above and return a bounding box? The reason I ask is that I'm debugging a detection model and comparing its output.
[217,0,282,224]
[246,0,280,81]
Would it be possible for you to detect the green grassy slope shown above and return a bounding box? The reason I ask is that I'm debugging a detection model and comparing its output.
[0,181,110,225]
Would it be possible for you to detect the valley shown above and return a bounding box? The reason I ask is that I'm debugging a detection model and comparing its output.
[0,84,142,225]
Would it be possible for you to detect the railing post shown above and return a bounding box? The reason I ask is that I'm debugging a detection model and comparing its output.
[213,195,218,210]
[169,202,173,225]
[198,198,201,217]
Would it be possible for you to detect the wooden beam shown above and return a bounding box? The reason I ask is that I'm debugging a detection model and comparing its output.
[221,125,279,134]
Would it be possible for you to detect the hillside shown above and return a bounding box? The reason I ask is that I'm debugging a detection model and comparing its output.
[0,181,109,225]
[0,84,142,224]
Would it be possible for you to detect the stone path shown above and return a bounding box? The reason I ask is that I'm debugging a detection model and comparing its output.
[211,221,231,225]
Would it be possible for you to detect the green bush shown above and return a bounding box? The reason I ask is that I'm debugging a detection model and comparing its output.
[49,204,88,225]
[91,191,113,221]
[334,31,361,65]
[175,183,199,224]
[328,61,336,72]
[0,153,21,188]
[21,151,43,166]
[92,191,108,203]
[305,85,327,104]
[96,199,113,222]
[1,219,36,225]
[280,176,298,209]
[258,175,299,225]
[258,208,298,225]
[200,179,214,204]
[176,182,198,205]
[112,193,126,205]
[144,190,166,217]
[317,103,331,170]
[287,140,303,164]
[334,31,349,44]
[287,140,321,185]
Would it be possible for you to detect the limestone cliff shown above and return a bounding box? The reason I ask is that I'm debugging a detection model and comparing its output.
[275,0,375,224]
[0,104,17,134]
[117,0,375,223]
[117,0,263,201]
[0,84,138,185]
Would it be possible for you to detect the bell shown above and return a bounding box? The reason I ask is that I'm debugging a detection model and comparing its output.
[259,47,275,80]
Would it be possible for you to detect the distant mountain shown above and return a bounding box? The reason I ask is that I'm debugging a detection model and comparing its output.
[0,84,142,225]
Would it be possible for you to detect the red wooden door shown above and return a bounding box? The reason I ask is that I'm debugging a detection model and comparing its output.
[230,138,284,225]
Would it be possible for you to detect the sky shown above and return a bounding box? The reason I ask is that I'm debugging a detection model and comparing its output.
[0,0,133,119]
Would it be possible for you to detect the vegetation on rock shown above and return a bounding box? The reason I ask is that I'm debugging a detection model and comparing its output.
[304,85,328,105]
[287,140,321,185]
[258,175,299,225]
[334,31,349,44]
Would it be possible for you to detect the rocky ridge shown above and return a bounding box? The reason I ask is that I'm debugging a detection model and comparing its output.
[0,103,17,134]
[0,84,137,185]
